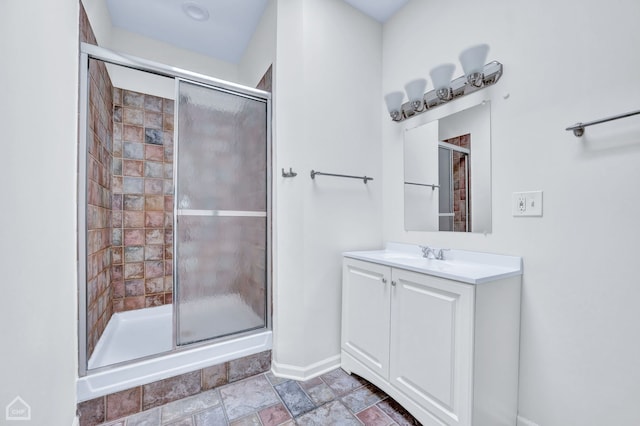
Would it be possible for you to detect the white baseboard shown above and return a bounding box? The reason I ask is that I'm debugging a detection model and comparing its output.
[271,354,341,381]
[517,414,540,426]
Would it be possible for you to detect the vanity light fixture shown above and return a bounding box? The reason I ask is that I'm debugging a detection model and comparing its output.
[404,78,427,113]
[384,43,503,122]
[459,44,490,87]
[384,91,405,122]
[429,63,455,101]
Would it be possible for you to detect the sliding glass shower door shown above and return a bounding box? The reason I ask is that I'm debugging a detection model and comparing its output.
[175,80,269,346]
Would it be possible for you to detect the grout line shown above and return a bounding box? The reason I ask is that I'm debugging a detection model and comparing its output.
[99,368,415,426]
[267,373,296,422]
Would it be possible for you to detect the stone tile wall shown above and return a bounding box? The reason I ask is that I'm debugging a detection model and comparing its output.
[444,134,471,232]
[82,2,174,351]
[77,350,272,425]
[256,65,272,92]
[81,3,114,359]
[111,88,174,312]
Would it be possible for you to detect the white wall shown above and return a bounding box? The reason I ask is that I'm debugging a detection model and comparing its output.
[382,1,640,424]
[80,0,112,45]
[108,28,239,88]
[8,1,635,423]
[272,0,383,376]
[81,0,240,98]
[238,0,276,88]
[0,1,79,424]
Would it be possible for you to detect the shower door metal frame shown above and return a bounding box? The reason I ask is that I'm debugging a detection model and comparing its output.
[77,42,272,377]
[173,77,271,347]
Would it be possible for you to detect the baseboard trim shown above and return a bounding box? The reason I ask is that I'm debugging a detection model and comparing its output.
[517,414,540,426]
[271,354,341,381]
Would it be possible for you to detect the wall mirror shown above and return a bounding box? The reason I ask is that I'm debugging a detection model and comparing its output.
[403,101,491,232]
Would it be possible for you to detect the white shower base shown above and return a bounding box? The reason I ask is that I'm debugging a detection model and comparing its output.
[88,305,172,369]
[78,299,271,402]
[179,294,264,344]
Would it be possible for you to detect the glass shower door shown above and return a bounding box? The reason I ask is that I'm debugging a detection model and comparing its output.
[175,80,269,346]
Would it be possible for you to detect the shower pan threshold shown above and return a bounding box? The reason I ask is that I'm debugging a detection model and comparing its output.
[78,304,271,402]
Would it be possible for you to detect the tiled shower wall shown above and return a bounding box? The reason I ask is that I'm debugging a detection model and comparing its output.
[82,3,175,354]
[445,134,471,232]
[111,89,174,312]
[82,4,114,358]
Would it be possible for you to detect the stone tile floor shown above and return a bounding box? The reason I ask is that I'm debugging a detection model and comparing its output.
[97,368,420,425]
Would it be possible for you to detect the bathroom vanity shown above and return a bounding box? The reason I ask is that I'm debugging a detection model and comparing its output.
[341,243,522,426]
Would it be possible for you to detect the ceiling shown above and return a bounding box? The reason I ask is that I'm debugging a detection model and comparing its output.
[106,0,409,64]
[342,0,408,23]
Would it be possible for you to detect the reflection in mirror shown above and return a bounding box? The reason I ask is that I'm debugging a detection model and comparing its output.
[404,102,491,233]
[438,136,470,231]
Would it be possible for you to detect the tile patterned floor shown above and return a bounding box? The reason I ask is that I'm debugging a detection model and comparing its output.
[97,368,420,425]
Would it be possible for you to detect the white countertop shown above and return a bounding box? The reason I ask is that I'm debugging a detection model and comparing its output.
[344,242,522,284]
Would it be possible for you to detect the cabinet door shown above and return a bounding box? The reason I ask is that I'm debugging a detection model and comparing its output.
[342,259,391,379]
[389,269,474,426]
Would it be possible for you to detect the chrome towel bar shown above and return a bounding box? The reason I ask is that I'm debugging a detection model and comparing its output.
[404,181,440,190]
[566,109,640,137]
[310,170,373,184]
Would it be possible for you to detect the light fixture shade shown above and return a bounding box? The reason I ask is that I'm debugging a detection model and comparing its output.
[429,63,456,90]
[384,91,405,118]
[404,78,427,104]
[459,44,490,77]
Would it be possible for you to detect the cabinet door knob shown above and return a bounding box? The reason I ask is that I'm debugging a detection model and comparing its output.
[381,278,387,284]
[391,280,397,287]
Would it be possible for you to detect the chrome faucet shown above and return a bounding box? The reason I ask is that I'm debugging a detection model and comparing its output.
[420,245,448,260]
[420,245,435,259]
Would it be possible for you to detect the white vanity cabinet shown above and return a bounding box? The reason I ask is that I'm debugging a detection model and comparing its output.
[341,260,392,379]
[341,246,522,426]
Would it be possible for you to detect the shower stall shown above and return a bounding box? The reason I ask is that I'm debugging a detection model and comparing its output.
[438,140,470,232]
[77,43,272,401]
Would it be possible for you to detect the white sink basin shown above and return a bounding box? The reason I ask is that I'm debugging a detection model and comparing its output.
[344,243,522,284]
[374,251,423,260]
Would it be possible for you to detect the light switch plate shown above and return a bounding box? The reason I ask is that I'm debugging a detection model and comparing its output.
[512,191,543,217]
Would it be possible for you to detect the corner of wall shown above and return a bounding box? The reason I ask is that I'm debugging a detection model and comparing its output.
[517,414,540,426]
[1,0,81,423]
[80,0,113,46]
[271,0,383,376]
[271,354,341,382]
[238,0,277,88]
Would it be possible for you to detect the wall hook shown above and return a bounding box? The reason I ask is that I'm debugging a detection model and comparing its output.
[282,167,297,178]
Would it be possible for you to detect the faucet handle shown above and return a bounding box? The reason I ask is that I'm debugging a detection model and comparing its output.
[435,248,450,260]
[419,245,432,257]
